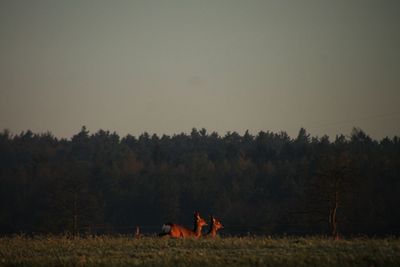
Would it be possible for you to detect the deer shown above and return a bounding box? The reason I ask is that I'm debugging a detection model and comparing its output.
[159,211,207,238]
[206,215,223,238]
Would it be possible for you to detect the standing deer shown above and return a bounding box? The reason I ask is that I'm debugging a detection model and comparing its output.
[159,211,207,238]
[206,215,223,238]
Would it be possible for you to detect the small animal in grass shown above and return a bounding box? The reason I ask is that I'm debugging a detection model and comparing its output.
[134,226,140,238]
[159,211,207,238]
[206,215,223,238]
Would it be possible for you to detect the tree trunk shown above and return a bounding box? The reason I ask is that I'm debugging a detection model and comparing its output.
[73,192,78,236]
[329,190,339,240]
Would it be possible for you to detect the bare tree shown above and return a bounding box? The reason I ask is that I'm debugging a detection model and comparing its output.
[304,151,354,239]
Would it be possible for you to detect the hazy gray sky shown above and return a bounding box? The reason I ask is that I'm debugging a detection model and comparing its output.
[1,0,399,139]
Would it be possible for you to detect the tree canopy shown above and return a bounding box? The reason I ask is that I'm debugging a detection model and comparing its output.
[0,127,399,236]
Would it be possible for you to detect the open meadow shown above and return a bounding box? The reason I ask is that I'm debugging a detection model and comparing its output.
[0,236,399,267]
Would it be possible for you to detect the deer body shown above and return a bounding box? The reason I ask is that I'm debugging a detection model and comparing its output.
[160,212,207,238]
[161,223,202,238]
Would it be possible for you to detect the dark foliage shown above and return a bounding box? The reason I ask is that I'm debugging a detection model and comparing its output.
[0,127,399,236]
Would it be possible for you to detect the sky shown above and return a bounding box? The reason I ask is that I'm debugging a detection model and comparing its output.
[1,0,399,139]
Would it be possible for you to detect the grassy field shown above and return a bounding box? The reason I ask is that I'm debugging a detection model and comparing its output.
[0,235,399,267]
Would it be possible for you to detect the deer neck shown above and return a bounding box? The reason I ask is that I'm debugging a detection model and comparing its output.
[194,224,203,237]
[207,226,217,237]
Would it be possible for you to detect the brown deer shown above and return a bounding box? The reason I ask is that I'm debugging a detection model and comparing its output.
[159,211,207,238]
[206,215,223,238]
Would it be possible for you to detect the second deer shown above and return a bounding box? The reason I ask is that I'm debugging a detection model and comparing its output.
[206,215,223,238]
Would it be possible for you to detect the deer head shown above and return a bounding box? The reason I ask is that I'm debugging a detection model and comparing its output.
[194,211,207,227]
[210,215,223,230]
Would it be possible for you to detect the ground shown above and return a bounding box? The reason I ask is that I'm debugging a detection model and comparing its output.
[0,235,399,266]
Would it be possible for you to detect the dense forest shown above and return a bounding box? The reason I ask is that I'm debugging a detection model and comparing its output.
[0,127,399,237]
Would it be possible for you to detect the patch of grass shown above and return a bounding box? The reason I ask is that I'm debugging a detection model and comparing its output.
[0,235,399,267]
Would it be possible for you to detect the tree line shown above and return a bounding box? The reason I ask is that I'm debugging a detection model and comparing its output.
[0,127,399,237]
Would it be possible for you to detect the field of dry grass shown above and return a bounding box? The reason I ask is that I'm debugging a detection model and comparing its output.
[0,235,399,267]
